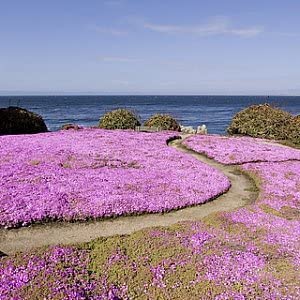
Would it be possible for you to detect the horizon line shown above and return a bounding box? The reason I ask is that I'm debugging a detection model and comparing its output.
[0,93,299,97]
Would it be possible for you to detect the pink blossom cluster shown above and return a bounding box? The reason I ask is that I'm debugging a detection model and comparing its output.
[230,161,300,267]
[203,249,265,284]
[0,129,230,228]
[0,246,92,299]
[183,135,300,164]
[1,133,299,298]
[242,161,300,210]
[2,221,297,299]
[0,246,128,300]
[185,134,300,270]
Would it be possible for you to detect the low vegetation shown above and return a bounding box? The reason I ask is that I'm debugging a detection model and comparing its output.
[227,103,293,140]
[99,108,141,130]
[1,133,299,299]
[0,129,229,228]
[144,114,181,131]
[183,135,300,164]
[286,115,300,146]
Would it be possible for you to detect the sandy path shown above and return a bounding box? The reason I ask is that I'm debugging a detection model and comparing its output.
[0,138,258,255]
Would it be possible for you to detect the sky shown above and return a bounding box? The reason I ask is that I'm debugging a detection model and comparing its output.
[0,0,300,95]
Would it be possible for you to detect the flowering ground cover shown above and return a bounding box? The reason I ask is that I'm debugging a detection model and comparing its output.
[0,129,230,228]
[1,134,299,299]
[183,135,300,164]
[230,161,300,268]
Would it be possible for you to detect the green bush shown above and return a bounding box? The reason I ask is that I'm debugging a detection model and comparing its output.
[0,106,48,135]
[144,114,181,131]
[227,103,292,140]
[286,115,300,145]
[99,109,141,130]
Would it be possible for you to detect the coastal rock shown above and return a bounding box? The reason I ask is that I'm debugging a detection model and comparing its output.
[0,106,48,135]
[180,125,196,134]
[0,251,7,257]
[197,124,208,134]
[61,123,82,130]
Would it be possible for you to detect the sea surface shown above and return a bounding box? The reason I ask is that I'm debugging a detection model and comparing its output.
[0,95,299,134]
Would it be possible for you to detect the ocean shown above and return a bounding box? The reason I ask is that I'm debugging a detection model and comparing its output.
[0,95,299,134]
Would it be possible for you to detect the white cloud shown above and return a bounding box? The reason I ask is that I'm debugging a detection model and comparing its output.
[143,17,263,38]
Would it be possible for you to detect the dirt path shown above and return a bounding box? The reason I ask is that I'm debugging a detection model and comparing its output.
[0,138,258,255]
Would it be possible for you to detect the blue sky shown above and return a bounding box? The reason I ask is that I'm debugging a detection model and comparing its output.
[1,0,300,95]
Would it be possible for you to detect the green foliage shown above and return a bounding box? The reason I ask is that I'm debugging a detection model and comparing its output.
[0,106,48,135]
[260,204,300,220]
[227,103,292,140]
[285,115,300,145]
[99,108,141,130]
[87,226,196,298]
[144,114,181,131]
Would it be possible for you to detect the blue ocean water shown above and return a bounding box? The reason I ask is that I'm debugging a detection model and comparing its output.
[0,95,299,134]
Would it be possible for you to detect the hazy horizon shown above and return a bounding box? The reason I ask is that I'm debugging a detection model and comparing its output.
[0,92,300,97]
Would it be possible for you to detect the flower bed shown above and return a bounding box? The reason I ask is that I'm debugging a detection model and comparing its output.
[1,134,299,299]
[183,135,300,164]
[229,161,300,268]
[0,129,230,228]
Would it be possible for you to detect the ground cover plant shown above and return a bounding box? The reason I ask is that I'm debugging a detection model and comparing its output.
[0,129,230,228]
[1,134,299,299]
[183,135,300,164]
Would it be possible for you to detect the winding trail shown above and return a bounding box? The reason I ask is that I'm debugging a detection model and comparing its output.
[0,137,258,255]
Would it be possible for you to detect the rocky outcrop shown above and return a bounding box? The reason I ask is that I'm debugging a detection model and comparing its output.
[180,125,196,134]
[0,106,48,135]
[197,124,207,134]
[61,123,82,130]
[180,124,208,134]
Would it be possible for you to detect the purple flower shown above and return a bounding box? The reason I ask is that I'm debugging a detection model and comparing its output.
[0,129,230,228]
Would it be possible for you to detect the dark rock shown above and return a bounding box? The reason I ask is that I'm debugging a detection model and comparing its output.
[0,251,7,257]
[61,123,82,130]
[0,106,48,135]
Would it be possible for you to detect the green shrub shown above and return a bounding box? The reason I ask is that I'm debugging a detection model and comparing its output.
[99,109,141,130]
[144,114,181,131]
[0,106,48,135]
[286,115,300,145]
[227,103,292,140]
